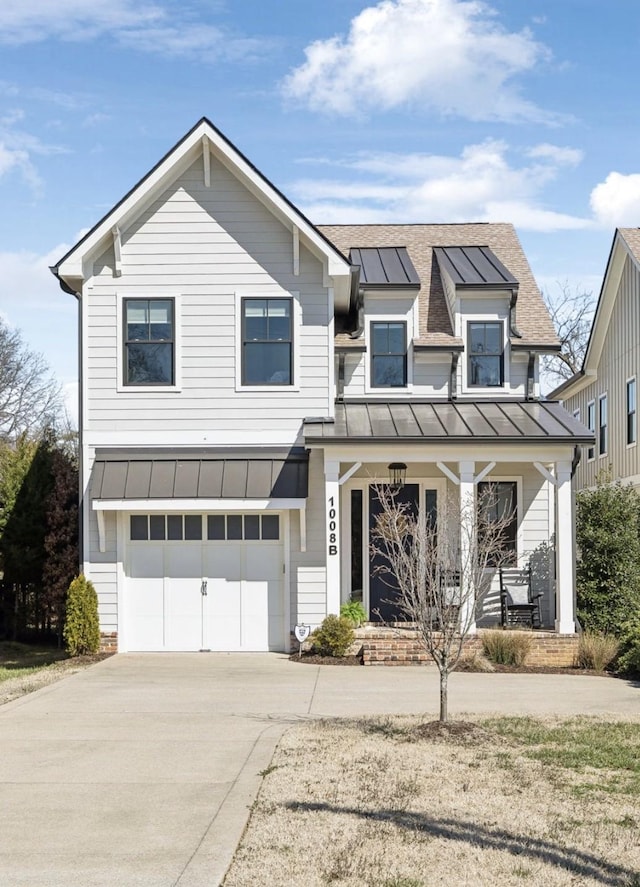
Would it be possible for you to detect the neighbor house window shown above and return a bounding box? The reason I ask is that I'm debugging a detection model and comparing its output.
[599,393,608,457]
[468,322,504,387]
[124,299,174,385]
[627,379,637,446]
[587,401,595,460]
[477,481,517,566]
[371,321,407,387]
[242,298,292,385]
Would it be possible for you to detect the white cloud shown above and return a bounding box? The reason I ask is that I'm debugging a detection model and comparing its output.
[282,0,558,123]
[590,171,640,228]
[0,113,68,191]
[0,0,271,62]
[291,140,591,232]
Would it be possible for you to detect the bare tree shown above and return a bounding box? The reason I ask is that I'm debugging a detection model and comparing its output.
[541,282,596,390]
[370,484,515,722]
[0,318,62,441]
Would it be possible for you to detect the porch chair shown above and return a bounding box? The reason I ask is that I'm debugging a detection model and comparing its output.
[498,566,542,628]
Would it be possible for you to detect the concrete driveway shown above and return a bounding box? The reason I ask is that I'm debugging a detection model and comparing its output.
[0,654,637,887]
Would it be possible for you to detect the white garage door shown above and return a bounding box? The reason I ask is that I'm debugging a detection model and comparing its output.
[125,513,285,652]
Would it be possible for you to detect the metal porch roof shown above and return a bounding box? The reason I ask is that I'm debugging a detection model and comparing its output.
[91,448,309,500]
[304,401,593,444]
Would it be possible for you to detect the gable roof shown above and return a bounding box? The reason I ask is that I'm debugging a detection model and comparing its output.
[319,223,559,349]
[550,228,640,400]
[51,117,352,305]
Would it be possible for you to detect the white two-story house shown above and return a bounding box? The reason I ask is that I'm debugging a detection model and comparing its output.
[51,118,592,653]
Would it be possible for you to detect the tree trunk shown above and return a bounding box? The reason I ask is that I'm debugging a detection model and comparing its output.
[439,668,448,723]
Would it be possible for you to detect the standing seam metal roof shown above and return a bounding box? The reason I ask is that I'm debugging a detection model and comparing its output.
[433,246,517,287]
[349,246,420,287]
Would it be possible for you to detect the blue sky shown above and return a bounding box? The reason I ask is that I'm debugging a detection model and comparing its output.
[1,0,640,419]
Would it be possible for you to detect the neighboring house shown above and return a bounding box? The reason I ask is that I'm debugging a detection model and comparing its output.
[51,118,592,653]
[551,228,640,490]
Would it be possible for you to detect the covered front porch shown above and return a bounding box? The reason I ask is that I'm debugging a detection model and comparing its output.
[304,400,594,636]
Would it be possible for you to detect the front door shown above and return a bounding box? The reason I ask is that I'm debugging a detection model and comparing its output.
[368,485,438,623]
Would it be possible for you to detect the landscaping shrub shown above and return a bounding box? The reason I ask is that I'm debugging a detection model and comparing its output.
[311,615,354,657]
[481,630,532,667]
[63,575,100,656]
[575,631,619,671]
[339,600,367,627]
[617,613,640,675]
[576,477,640,636]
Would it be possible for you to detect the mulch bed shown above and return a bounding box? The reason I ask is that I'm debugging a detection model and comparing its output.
[289,652,363,666]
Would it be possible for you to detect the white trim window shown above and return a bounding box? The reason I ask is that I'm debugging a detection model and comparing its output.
[123,298,174,386]
[241,297,293,386]
[587,400,595,461]
[468,321,504,387]
[477,480,518,566]
[370,320,407,388]
[598,393,608,457]
[627,378,637,447]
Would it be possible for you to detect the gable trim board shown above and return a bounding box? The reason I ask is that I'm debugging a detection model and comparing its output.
[51,117,353,310]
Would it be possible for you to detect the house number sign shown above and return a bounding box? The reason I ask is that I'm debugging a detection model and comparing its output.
[327,495,338,557]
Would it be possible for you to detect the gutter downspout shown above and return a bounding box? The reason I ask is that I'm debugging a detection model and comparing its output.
[509,289,523,339]
[449,352,460,401]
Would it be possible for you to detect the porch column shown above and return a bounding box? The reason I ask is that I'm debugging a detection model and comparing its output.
[324,459,341,616]
[555,460,576,634]
[458,461,476,635]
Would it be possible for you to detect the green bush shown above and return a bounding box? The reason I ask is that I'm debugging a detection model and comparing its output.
[576,478,640,636]
[311,615,355,657]
[617,613,640,675]
[63,575,100,656]
[481,630,532,667]
[339,600,367,628]
[575,631,619,671]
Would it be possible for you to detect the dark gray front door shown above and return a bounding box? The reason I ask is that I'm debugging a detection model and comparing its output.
[368,484,419,622]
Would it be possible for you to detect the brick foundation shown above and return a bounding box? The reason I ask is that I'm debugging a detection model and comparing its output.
[355,626,579,668]
[99,632,118,653]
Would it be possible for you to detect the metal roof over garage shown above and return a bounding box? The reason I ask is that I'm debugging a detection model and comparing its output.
[91,448,309,500]
[348,247,420,287]
[304,401,594,444]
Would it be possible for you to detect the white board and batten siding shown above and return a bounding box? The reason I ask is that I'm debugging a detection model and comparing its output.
[84,154,332,450]
[565,255,640,490]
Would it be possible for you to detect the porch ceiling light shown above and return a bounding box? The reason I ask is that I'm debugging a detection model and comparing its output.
[388,462,407,489]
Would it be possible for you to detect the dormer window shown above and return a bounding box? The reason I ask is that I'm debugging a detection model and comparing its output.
[371,321,407,387]
[468,322,504,387]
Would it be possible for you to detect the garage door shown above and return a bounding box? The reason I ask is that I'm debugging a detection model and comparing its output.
[125,513,285,652]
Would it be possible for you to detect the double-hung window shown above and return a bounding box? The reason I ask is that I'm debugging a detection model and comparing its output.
[598,393,608,457]
[627,379,637,446]
[477,481,517,566]
[587,401,595,460]
[371,321,407,388]
[242,298,292,385]
[124,299,174,386]
[468,322,504,387]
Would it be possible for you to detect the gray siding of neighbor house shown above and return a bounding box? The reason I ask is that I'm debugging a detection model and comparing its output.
[565,255,640,490]
[84,153,331,449]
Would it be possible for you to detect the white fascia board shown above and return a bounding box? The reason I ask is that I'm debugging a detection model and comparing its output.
[93,498,306,511]
[306,442,576,463]
[57,120,351,298]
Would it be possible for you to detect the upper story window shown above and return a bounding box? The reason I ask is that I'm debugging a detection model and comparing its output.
[587,401,595,461]
[242,298,292,386]
[468,322,504,387]
[627,378,637,446]
[371,321,407,388]
[124,299,174,386]
[599,393,608,457]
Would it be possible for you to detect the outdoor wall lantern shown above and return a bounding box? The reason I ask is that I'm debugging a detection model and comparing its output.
[388,462,407,489]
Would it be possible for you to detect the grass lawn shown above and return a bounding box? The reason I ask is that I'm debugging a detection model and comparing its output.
[224,715,640,887]
[0,641,102,705]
